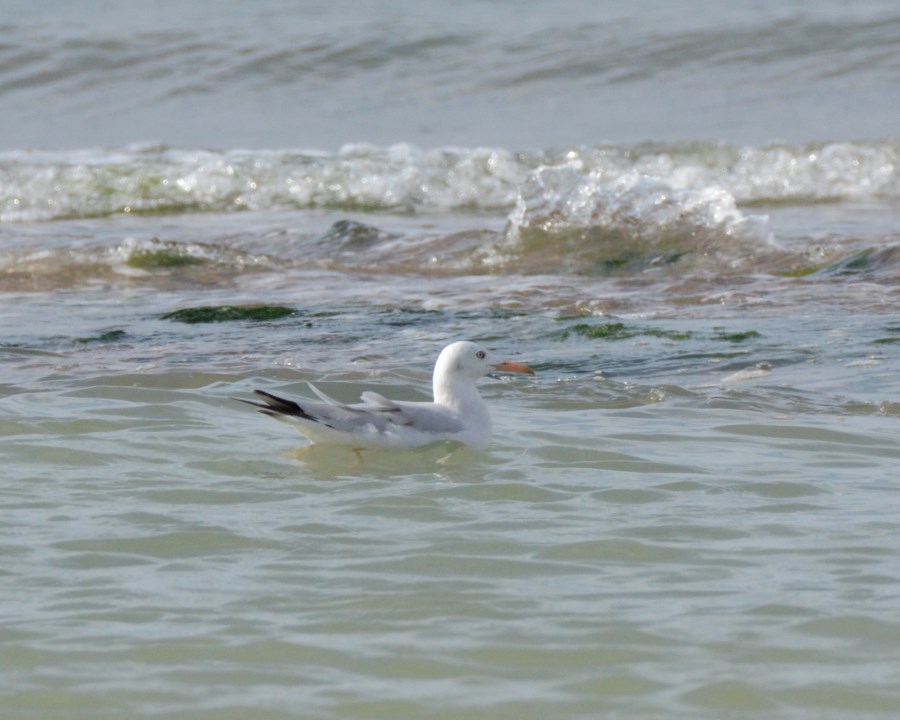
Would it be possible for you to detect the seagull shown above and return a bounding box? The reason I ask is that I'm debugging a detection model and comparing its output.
[239,340,534,450]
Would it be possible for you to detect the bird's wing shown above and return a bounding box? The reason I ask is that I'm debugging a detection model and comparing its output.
[303,385,466,431]
[356,392,465,433]
[242,386,465,445]
[308,383,353,408]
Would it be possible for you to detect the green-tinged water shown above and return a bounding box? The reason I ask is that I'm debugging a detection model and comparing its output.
[2,283,899,719]
[2,2,899,712]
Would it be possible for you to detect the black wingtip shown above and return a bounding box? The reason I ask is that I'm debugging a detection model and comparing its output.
[235,389,318,422]
[232,396,277,417]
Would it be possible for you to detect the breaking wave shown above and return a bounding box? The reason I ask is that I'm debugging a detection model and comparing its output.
[0,140,896,223]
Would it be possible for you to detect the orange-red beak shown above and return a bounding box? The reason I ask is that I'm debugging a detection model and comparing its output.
[493,360,535,375]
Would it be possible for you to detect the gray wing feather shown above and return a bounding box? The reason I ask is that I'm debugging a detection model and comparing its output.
[359,391,396,409]
[356,391,464,433]
[356,389,465,433]
[383,401,465,433]
[252,384,465,437]
[308,383,352,408]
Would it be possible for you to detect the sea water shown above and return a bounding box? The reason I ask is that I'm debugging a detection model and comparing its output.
[1,1,899,718]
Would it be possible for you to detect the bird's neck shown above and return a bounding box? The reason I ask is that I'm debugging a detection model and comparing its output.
[434,376,486,415]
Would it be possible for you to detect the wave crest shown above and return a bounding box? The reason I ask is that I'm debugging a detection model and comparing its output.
[0,140,896,223]
[495,164,772,274]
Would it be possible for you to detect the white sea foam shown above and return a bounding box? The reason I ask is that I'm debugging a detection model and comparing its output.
[503,162,773,262]
[0,141,896,223]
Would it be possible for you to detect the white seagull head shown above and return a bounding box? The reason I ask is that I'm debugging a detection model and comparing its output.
[434,340,535,383]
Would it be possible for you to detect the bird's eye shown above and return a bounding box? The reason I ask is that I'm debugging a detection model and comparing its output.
[476,350,486,359]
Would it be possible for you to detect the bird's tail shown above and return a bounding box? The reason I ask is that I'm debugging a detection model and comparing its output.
[234,389,319,422]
